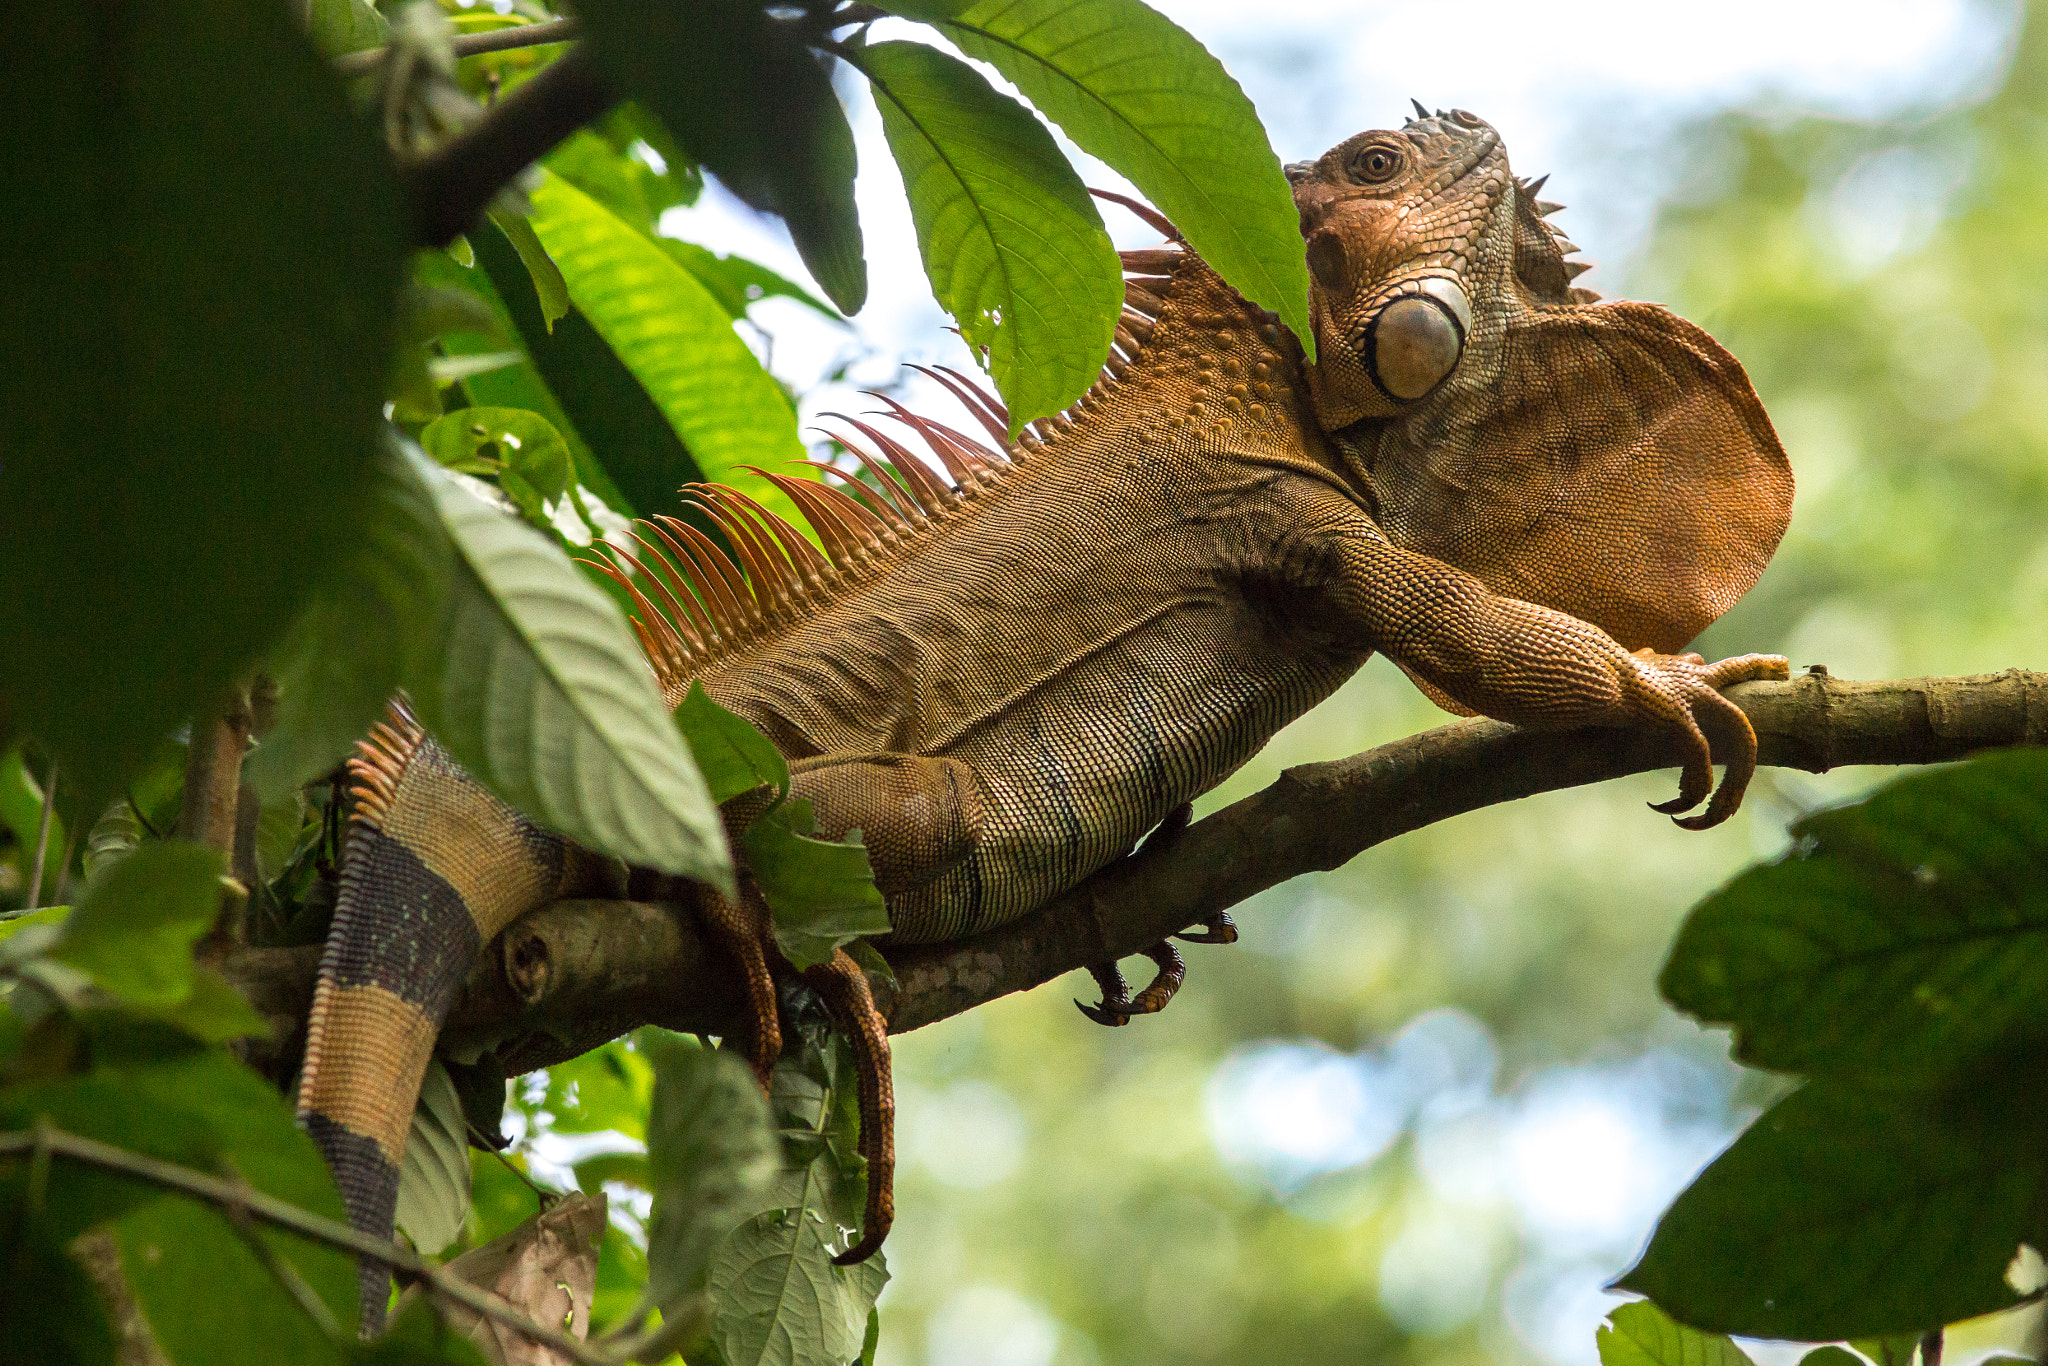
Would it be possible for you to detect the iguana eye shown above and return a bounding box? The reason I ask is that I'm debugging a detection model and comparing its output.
[1367,280,1471,400]
[1349,144,1404,183]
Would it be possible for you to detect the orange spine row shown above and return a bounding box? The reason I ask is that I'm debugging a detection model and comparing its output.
[346,706,426,831]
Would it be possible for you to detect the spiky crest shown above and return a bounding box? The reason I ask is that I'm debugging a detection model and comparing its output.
[586,212,1190,699]
[1511,170,1601,305]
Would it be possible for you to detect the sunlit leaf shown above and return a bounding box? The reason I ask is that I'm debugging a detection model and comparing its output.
[705,1207,887,1366]
[1596,1301,1754,1366]
[744,800,889,971]
[675,681,790,806]
[421,406,575,526]
[398,442,731,885]
[886,0,1311,353]
[860,40,1119,430]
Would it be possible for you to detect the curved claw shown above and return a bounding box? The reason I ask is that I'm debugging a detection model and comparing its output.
[1671,687,1763,831]
[1638,652,1788,828]
[1075,998,1131,1027]
[1174,910,1238,944]
[1077,959,1134,1027]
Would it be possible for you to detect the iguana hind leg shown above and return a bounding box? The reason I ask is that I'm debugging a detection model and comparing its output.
[1074,807,1238,1026]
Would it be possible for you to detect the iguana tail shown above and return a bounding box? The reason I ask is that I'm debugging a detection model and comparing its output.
[297,702,602,1333]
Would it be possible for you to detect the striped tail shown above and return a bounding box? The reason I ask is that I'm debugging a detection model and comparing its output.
[297,703,599,1333]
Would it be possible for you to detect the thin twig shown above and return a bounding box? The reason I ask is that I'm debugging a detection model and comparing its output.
[0,1127,614,1365]
[26,759,55,910]
[334,17,580,79]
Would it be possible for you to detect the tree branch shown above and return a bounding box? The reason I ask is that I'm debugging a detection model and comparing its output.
[400,43,616,248]
[334,18,581,80]
[221,669,2047,1072]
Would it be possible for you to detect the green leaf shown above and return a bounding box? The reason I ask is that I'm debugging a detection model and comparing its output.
[659,241,844,324]
[1596,1302,1754,1366]
[705,1209,888,1366]
[744,801,890,971]
[1617,1078,2043,1338]
[573,0,867,312]
[248,436,452,803]
[642,1034,780,1309]
[347,1295,491,1366]
[0,1038,358,1331]
[0,1217,117,1366]
[1661,749,2048,1083]
[398,442,731,886]
[1850,1343,1920,1366]
[887,0,1311,355]
[860,1307,881,1366]
[133,968,269,1044]
[485,209,570,333]
[51,844,222,1007]
[307,0,390,55]
[543,1038,654,1139]
[526,173,814,522]
[860,40,1119,431]
[0,0,404,802]
[420,406,575,525]
[1799,1350,1870,1366]
[0,749,65,873]
[396,1062,474,1257]
[675,682,790,806]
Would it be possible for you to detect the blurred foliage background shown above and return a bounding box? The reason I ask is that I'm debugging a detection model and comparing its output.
[5,0,2046,1361]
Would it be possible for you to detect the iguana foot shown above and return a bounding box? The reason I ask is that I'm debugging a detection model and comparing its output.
[1075,920,1234,1024]
[696,883,894,1265]
[1624,650,1790,831]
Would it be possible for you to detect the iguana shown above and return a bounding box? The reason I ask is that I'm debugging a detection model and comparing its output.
[298,108,1793,1330]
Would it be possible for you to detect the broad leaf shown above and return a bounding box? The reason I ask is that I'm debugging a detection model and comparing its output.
[248,436,451,802]
[1617,1078,2044,1338]
[572,0,866,311]
[485,209,570,333]
[51,844,222,1007]
[307,0,390,55]
[642,1034,780,1310]
[744,800,890,971]
[888,0,1312,354]
[0,748,65,873]
[705,1208,887,1366]
[1596,1302,1754,1366]
[0,0,404,801]
[396,1062,474,1257]
[398,442,731,886]
[1662,749,2048,1083]
[526,174,812,521]
[120,1197,345,1366]
[421,406,575,526]
[675,681,790,806]
[659,242,844,324]
[861,40,1119,430]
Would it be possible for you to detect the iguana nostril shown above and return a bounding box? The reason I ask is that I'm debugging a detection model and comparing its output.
[1306,232,1347,292]
[1370,296,1465,399]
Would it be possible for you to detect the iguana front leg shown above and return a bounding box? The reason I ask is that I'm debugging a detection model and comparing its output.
[1319,522,1789,825]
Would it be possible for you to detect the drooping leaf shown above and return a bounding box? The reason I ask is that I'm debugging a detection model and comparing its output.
[674,682,790,806]
[248,436,452,803]
[861,39,1119,431]
[484,210,571,333]
[1661,749,2048,1083]
[572,0,867,311]
[430,1192,608,1364]
[641,1034,780,1310]
[398,442,731,886]
[525,174,812,521]
[50,844,222,1008]
[885,0,1311,354]
[705,1208,887,1366]
[1617,1077,2044,1338]
[0,0,405,802]
[1596,1301,1754,1366]
[396,1062,474,1257]
[658,241,844,324]
[744,800,889,971]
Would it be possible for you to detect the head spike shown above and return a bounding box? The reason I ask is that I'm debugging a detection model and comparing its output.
[1535,200,1565,217]
[1522,173,1549,197]
[1564,260,1594,279]
[1411,98,1430,120]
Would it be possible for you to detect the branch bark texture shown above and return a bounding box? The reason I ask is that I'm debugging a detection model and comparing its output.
[222,670,2048,1074]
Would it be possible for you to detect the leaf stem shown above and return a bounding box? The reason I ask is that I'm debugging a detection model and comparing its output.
[26,759,55,911]
[0,1125,616,1364]
[333,17,581,79]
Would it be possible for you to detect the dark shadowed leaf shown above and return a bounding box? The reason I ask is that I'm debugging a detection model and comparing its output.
[744,800,889,970]
[1661,749,2048,1082]
[860,40,1119,430]
[1617,1078,2043,1338]
[348,1295,491,1366]
[1596,1301,1754,1366]
[0,1215,116,1366]
[307,0,389,55]
[571,0,866,311]
[50,844,221,1007]
[1799,1350,1869,1366]
[0,0,403,803]
[119,1197,345,1366]
[886,0,1311,353]
[642,1034,780,1311]
[248,437,452,802]
[398,443,730,885]
[675,682,790,806]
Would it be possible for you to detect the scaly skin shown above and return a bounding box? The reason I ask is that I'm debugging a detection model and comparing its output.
[301,110,1792,1328]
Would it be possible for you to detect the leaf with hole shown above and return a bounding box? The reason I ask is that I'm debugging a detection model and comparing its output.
[860,40,1119,431]
[397,442,730,886]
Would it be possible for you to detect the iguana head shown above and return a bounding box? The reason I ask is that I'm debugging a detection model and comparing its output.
[1286,109,1793,656]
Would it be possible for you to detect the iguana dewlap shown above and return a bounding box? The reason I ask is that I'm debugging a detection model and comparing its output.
[299,109,1792,1331]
